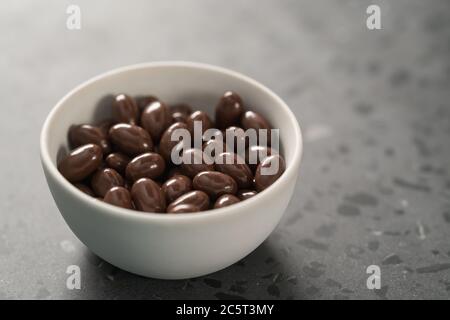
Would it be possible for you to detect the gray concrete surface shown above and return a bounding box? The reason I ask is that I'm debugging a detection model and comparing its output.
[0,0,449,299]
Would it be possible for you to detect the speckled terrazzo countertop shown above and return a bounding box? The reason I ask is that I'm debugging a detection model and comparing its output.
[1,0,449,300]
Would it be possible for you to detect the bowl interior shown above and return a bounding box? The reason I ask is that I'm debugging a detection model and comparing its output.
[42,62,301,207]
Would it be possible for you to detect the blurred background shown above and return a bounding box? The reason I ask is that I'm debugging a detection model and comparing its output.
[0,0,449,299]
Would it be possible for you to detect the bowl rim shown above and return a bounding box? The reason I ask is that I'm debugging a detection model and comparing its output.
[40,61,303,222]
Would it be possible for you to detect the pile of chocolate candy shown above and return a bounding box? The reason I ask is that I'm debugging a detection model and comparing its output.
[58,91,285,213]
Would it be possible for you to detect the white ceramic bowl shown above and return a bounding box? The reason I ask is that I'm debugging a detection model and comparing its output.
[40,62,302,279]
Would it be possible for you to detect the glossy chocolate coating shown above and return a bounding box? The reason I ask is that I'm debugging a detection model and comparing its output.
[240,110,272,145]
[91,168,124,197]
[202,139,227,159]
[225,126,248,155]
[140,101,173,142]
[246,145,275,171]
[104,186,133,209]
[69,124,111,154]
[74,183,95,197]
[161,175,192,203]
[109,124,153,156]
[125,152,166,182]
[193,171,237,199]
[254,154,286,192]
[105,152,130,174]
[167,204,200,213]
[240,111,271,131]
[167,190,210,212]
[170,104,192,123]
[112,94,139,125]
[237,189,257,200]
[186,110,213,134]
[136,95,159,111]
[180,148,215,178]
[215,152,253,189]
[58,144,103,182]
[214,194,241,209]
[215,91,244,130]
[159,122,189,162]
[131,178,166,213]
